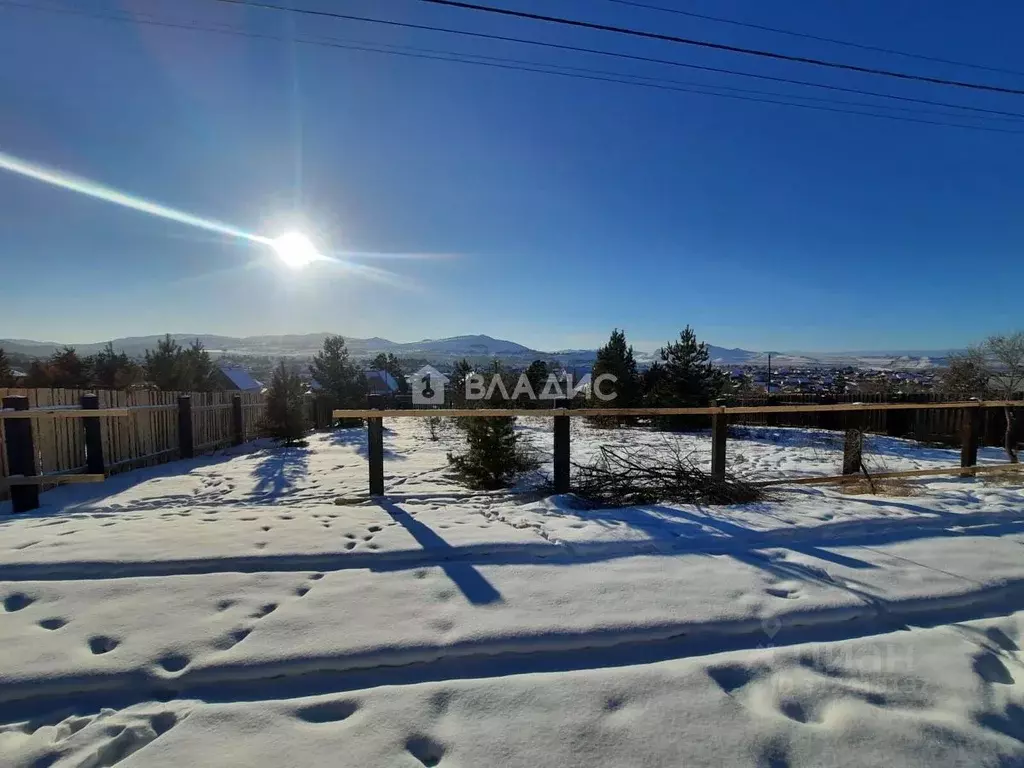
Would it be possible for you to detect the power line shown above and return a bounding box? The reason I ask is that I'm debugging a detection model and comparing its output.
[195,0,1024,119]
[602,0,1024,78]
[12,1,1024,120]
[414,0,1024,96]
[5,1,1023,134]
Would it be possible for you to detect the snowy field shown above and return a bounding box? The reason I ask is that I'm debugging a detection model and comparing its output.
[2,420,1024,767]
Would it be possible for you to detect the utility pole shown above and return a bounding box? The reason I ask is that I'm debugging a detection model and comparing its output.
[767,353,772,395]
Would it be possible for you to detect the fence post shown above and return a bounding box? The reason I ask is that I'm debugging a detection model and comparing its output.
[2,396,39,513]
[231,394,244,446]
[553,403,571,494]
[177,395,194,460]
[820,396,841,432]
[367,419,384,496]
[367,394,385,496]
[81,393,105,475]
[961,404,981,476]
[885,394,906,438]
[764,394,778,427]
[842,427,864,475]
[711,403,727,480]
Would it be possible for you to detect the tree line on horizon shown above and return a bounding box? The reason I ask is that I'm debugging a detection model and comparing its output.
[0,335,218,392]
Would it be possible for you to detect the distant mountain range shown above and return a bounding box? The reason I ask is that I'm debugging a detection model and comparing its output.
[0,333,956,369]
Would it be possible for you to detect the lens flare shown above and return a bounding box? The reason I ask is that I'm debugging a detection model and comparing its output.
[0,149,419,287]
[0,149,270,246]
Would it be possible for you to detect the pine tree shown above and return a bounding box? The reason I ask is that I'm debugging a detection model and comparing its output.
[0,348,13,386]
[370,352,408,394]
[47,346,91,389]
[448,417,538,489]
[263,361,309,445]
[311,335,363,408]
[640,361,666,405]
[592,329,640,408]
[181,339,215,391]
[93,342,142,389]
[524,360,549,403]
[25,360,54,387]
[650,326,726,429]
[145,335,186,391]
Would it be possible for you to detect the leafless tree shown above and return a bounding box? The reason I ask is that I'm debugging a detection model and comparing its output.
[985,333,1024,463]
[425,415,442,441]
[940,347,989,400]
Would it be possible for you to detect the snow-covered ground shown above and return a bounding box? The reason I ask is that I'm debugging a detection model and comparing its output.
[1,420,1023,767]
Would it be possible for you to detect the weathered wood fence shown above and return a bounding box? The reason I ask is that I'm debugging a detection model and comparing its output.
[728,392,1023,448]
[1,388,266,510]
[334,401,1024,496]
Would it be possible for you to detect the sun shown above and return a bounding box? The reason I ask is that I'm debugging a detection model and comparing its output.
[271,232,320,269]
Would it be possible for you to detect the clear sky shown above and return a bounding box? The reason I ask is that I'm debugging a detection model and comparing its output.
[1,0,1022,353]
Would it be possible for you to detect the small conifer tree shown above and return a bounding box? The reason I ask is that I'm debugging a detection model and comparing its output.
[448,417,538,489]
[263,361,309,445]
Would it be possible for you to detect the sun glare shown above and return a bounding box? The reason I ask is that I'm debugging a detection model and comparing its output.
[272,232,320,269]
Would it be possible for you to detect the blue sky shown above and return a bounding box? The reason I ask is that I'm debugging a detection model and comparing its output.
[1,0,1022,354]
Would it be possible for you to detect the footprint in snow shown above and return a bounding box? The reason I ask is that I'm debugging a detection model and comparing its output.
[251,603,277,619]
[88,636,119,655]
[294,700,358,724]
[4,593,35,612]
[405,735,445,767]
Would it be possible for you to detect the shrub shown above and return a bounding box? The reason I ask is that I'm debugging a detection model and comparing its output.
[263,361,309,445]
[448,416,539,489]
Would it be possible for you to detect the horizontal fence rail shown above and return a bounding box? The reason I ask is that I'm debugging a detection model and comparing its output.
[332,400,1024,419]
[332,401,1024,497]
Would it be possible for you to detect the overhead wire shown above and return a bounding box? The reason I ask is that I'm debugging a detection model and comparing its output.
[167,0,1024,121]
[601,0,1024,78]
[3,1,1023,134]
[412,0,1024,95]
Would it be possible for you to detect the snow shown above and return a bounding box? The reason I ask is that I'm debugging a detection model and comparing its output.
[1,419,1023,767]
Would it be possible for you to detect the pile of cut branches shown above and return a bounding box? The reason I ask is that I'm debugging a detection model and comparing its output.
[571,444,764,507]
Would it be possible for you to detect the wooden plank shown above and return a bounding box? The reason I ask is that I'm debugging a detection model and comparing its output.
[81,393,105,475]
[2,396,39,511]
[178,395,194,460]
[107,448,178,471]
[0,408,131,419]
[195,437,233,452]
[4,473,106,486]
[758,463,1023,487]
[367,418,384,495]
[232,394,244,445]
[332,401,1024,420]
[961,407,981,475]
[711,411,727,479]
[553,413,571,493]
[842,429,864,475]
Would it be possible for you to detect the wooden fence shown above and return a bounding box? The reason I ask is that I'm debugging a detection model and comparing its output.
[0,388,266,502]
[726,392,1022,448]
[333,401,1024,496]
